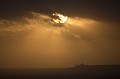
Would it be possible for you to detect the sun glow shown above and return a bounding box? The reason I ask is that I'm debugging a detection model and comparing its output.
[53,13,68,24]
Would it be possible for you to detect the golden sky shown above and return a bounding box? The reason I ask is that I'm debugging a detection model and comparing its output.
[0,12,120,68]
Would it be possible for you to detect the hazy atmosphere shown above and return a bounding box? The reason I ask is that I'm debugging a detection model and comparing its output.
[0,0,120,68]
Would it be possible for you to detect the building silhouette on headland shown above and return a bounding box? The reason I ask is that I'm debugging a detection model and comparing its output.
[75,60,89,68]
[75,60,120,69]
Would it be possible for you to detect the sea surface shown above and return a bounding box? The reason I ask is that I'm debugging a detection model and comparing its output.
[0,65,120,79]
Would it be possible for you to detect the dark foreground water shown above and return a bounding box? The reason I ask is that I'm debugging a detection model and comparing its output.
[0,65,120,79]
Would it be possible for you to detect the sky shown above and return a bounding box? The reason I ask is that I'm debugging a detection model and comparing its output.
[0,0,120,68]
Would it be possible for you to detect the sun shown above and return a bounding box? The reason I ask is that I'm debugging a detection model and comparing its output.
[53,13,68,24]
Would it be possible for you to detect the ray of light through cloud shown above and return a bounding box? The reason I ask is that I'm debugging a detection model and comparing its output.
[0,12,119,68]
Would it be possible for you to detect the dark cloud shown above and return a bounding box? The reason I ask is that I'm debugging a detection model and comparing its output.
[0,0,119,24]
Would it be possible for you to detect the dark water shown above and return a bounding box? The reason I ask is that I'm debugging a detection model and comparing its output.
[0,66,120,79]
